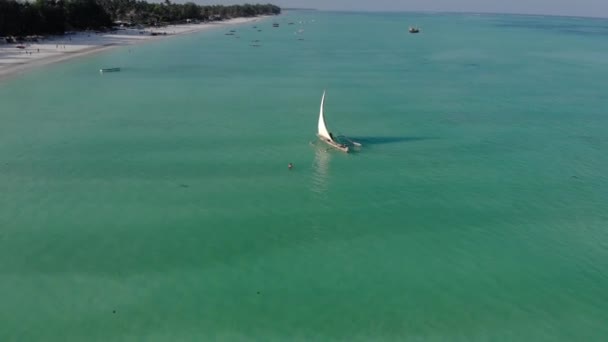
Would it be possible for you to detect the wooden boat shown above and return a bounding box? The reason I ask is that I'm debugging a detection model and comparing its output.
[317,90,350,153]
[99,67,121,74]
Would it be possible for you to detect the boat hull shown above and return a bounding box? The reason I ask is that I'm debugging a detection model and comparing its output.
[99,68,121,73]
[317,134,349,153]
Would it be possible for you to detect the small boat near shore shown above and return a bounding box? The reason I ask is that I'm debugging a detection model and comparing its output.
[409,26,420,33]
[99,67,121,74]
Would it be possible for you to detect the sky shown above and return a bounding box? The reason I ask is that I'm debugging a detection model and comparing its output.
[188,0,608,18]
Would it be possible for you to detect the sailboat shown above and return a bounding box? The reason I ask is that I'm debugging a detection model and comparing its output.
[317,90,350,153]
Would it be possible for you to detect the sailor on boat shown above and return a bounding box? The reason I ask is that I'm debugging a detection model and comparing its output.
[328,132,346,148]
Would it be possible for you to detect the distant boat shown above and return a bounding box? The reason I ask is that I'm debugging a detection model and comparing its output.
[409,26,420,33]
[99,67,121,74]
[317,90,360,153]
[273,23,279,27]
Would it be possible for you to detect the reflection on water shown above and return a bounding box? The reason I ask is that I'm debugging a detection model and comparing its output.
[311,143,331,194]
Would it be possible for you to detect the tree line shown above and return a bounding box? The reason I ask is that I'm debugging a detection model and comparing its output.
[0,0,281,37]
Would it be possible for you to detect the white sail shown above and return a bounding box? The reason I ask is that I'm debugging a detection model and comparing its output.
[318,90,332,141]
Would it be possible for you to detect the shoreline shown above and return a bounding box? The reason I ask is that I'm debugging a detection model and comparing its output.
[0,16,269,83]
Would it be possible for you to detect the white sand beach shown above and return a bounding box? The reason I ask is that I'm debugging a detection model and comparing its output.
[0,17,265,81]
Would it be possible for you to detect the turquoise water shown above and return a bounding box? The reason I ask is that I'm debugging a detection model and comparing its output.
[1,11,608,341]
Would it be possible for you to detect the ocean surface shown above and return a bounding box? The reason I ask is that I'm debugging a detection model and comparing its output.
[1,11,608,341]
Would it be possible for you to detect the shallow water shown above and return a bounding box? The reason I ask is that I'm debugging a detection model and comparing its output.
[1,11,607,341]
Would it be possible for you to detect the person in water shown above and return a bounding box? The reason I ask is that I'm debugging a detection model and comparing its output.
[288,163,293,170]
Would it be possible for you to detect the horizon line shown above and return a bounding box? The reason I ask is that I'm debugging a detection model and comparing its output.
[282,8,608,20]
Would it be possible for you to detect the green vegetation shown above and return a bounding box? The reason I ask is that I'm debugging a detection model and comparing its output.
[0,0,280,37]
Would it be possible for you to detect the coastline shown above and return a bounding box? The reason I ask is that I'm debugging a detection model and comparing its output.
[0,16,268,82]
